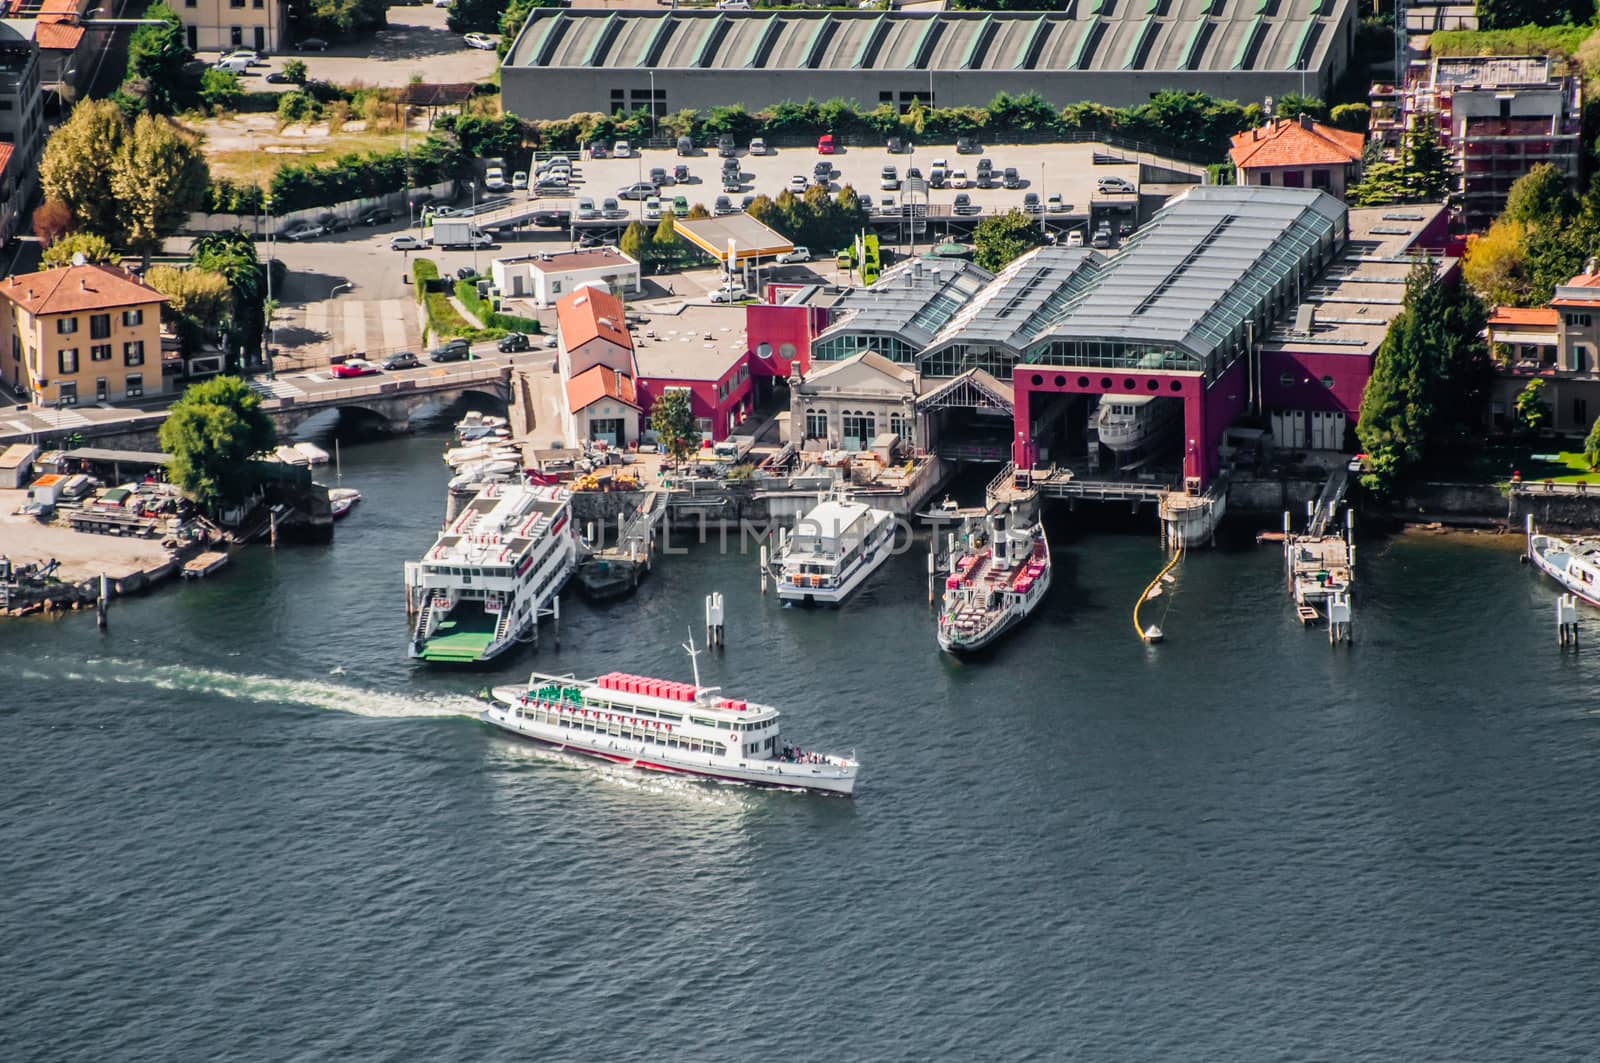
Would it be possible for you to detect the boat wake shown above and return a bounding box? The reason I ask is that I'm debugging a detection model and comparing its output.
[17,658,483,721]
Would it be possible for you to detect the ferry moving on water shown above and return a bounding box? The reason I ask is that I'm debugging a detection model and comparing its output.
[937,504,1052,654]
[1527,518,1600,605]
[773,492,896,605]
[406,482,577,663]
[485,639,859,795]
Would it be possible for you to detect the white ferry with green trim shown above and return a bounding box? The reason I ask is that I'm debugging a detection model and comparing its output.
[406,482,577,664]
[485,641,859,795]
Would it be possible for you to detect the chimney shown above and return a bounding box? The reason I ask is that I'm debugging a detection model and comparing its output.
[1299,113,1314,130]
[80,278,88,291]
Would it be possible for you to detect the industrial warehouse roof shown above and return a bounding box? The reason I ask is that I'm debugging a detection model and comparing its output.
[504,0,1349,75]
[821,259,995,351]
[1033,185,1344,367]
[925,246,1104,356]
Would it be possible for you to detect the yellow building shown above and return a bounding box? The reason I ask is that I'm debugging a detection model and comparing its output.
[178,0,288,54]
[1,263,167,407]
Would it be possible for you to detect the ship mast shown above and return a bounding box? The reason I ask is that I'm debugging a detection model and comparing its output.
[682,626,702,692]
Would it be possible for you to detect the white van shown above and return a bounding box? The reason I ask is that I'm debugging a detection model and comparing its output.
[214,55,252,74]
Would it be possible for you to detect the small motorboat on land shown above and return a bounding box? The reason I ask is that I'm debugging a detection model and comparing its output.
[293,441,331,465]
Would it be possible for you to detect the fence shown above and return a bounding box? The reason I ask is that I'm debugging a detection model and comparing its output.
[185,178,456,236]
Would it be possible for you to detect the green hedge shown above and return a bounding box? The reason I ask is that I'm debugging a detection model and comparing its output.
[413,258,440,302]
[454,278,543,333]
[425,290,501,342]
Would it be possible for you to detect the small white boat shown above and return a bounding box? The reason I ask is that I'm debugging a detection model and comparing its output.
[273,444,310,467]
[772,491,896,605]
[445,441,519,469]
[448,459,521,492]
[455,412,508,442]
[484,637,858,795]
[1096,394,1180,455]
[329,487,361,519]
[1528,519,1600,606]
[293,441,331,465]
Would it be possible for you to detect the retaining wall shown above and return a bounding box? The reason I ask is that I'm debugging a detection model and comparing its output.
[185,179,456,236]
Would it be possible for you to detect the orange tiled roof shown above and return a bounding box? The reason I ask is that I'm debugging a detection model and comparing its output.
[555,285,632,351]
[1563,273,1600,288]
[34,21,84,49]
[38,0,85,16]
[0,263,166,316]
[0,143,12,179]
[1488,307,1558,327]
[565,365,638,412]
[1230,118,1365,170]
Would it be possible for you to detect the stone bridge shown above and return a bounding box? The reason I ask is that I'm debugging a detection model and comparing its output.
[261,365,514,435]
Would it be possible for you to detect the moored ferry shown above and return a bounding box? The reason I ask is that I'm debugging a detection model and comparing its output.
[772,493,896,605]
[1096,393,1181,455]
[485,649,859,795]
[406,482,577,663]
[937,505,1051,654]
[1527,518,1600,606]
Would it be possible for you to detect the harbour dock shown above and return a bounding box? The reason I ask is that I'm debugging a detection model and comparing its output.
[575,489,666,600]
[181,552,230,579]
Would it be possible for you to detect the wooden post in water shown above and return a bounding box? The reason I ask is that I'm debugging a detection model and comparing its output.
[1558,594,1580,648]
[270,508,278,549]
[96,572,109,630]
[705,591,725,649]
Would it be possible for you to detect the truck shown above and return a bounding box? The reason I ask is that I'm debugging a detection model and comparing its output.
[430,219,493,248]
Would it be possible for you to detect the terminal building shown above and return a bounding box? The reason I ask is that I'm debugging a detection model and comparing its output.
[501,1,1357,121]
[751,185,1450,489]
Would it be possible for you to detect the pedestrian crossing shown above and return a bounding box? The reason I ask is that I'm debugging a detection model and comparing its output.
[249,378,306,400]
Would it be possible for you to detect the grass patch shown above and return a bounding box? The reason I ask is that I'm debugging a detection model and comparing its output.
[200,125,412,185]
[454,278,542,334]
[1466,442,1600,485]
[1429,24,1595,62]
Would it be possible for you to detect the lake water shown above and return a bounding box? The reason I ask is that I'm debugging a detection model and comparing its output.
[4,432,1598,1061]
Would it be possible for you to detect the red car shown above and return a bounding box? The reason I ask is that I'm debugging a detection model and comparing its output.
[817,134,835,155]
[331,359,380,379]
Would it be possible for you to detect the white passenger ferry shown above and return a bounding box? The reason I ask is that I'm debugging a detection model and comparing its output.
[406,482,577,663]
[937,505,1051,654]
[773,493,896,605]
[1528,519,1600,606]
[1096,394,1181,455]
[485,641,859,795]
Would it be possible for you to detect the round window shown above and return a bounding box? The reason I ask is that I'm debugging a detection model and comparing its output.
[1321,375,1335,389]
[756,342,772,359]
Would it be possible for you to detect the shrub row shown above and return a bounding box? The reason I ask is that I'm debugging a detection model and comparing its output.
[454,279,542,334]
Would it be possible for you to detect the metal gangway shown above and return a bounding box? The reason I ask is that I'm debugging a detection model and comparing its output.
[1307,465,1350,537]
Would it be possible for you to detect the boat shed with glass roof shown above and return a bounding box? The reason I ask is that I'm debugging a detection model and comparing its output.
[500,1,1358,120]
[811,258,994,366]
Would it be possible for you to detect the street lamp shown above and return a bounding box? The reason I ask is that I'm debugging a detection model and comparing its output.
[330,281,352,300]
[471,180,480,276]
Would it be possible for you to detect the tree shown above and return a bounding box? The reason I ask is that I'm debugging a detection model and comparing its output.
[1583,414,1600,471]
[191,230,271,367]
[1329,103,1370,133]
[1273,94,1328,121]
[1514,379,1551,437]
[1502,163,1572,226]
[41,233,119,267]
[199,67,243,113]
[1462,219,1531,308]
[1476,0,1591,30]
[145,265,234,335]
[686,203,710,220]
[973,208,1046,271]
[296,0,388,35]
[280,58,308,84]
[39,99,127,240]
[123,3,191,115]
[1356,259,1492,494]
[1405,122,1450,202]
[619,220,652,269]
[110,114,209,268]
[158,376,277,513]
[649,387,695,467]
[32,200,72,247]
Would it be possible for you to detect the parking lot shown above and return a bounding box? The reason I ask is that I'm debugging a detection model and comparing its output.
[521,139,1149,238]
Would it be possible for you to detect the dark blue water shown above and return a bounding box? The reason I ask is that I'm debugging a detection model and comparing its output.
[4,433,1598,1061]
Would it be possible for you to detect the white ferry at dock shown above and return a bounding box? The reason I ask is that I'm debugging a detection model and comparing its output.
[1527,518,1600,606]
[772,493,896,605]
[406,482,577,663]
[937,505,1051,654]
[486,656,859,795]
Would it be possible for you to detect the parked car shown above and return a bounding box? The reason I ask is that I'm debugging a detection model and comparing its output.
[928,166,946,189]
[361,207,396,226]
[672,195,689,217]
[976,157,993,175]
[716,0,750,8]
[577,231,604,248]
[613,141,631,159]
[677,135,695,156]
[601,197,625,218]
[531,209,570,227]
[431,205,459,218]
[316,213,351,233]
[482,166,507,192]
[722,174,742,194]
[673,163,691,183]
[390,233,428,251]
[463,32,496,50]
[886,135,906,154]
[618,181,655,201]
[214,55,251,74]
[880,165,899,191]
[1002,167,1022,189]
[1065,230,1084,247]
[1097,176,1135,194]
[382,351,420,370]
[785,175,806,194]
[645,197,662,220]
[813,160,832,180]
[649,166,671,187]
[1118,221,1135,239]
[741,194,755,210]
[1091,224,1113,249]
[817,134,835,155]
[512,171,528,190]
[907,166,923,182]
[533,174,569,192]
[498,332,531,353]
[576,197,599,220]
[221,49,263,66]
[265,71,292,83]
[956,135,980,155]
[283,222,326,241]
[717,134,737,157]
[749,137,769,156]
[714,195,737,216]
[588,142,608,159]
[1046,193,1065,212]
[949,169,968,189]
[710,282,749,303]
[537,155,571,174]
[778,246,811,264]
[1022,192,1041,214]
[429,340,472,363]
[952,193,977,215]
[456,266,478,281]
[721,155,740,175]
[294,37,328,51]
[331,359,380,378]
[878,195,897,215]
